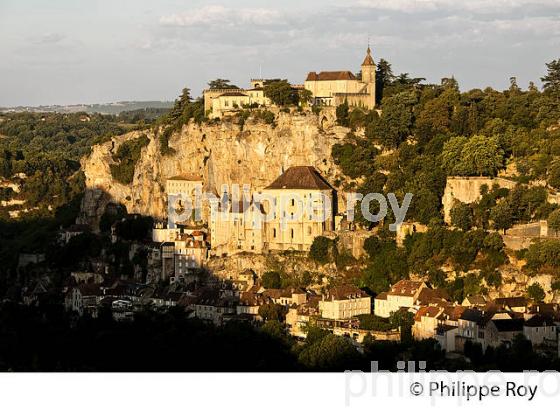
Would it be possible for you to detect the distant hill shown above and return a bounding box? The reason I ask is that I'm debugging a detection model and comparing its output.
[0,101,174,115]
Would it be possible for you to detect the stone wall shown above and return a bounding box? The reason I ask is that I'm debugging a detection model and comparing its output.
[442,177,518,223]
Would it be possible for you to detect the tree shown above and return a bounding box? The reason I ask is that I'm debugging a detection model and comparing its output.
[336,100,349,126]
[548,209,560,235]
[428,267,447,288]
[527,283,545,302]
[367,90,416,148]
[262,271,281,289]
[297,334,362,371]
[258,303,286,321]
[450,201,473,231]
[263,80,296,106]
[442,135,504,176]
[547,162,560,189]
[541,59,560,96]
[207,79,238,89]
[168,88,192,122]
[490,200,513,233]
[460,135,504,176]
[375,58,394,103]
[309,236,334,264]
[509,76,521,94]
[389,310,414,343]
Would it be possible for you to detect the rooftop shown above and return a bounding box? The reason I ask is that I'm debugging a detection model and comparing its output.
[265,166,333,190]
[306,71,357,82]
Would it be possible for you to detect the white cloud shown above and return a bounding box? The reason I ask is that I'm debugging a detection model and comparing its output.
[159,5,282,27]
[356,0,560,13]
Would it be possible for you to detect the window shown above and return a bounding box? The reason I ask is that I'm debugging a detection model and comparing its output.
[291,229,294,239]
[273,228,277,238]
[291,198,295,206]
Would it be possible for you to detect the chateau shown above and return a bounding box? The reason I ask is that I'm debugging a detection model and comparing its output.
[202,47,376,118]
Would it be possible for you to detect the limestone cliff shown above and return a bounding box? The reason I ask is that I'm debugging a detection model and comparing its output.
[78,110,351,228]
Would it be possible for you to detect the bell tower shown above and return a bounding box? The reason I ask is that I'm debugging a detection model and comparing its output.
[360,45,376,108]
[361,45,375,84]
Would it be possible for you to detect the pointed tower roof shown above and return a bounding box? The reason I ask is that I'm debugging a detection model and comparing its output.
[361,46,375,66]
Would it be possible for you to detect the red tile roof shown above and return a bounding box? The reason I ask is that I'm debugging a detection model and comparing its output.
[306,71,357,81]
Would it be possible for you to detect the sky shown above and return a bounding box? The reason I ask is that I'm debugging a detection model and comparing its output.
[0,0,559,106]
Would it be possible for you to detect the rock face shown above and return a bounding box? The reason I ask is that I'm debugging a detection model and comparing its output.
[78,110,350,228]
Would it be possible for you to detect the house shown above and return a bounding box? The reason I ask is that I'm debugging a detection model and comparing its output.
[64,283,103,317]
[236,291,270,320]
[202,79,274,119]
[484,318,524,348]
[189,288,237,325]
[493,297,529,313]
[59,224,90,244]
[305,46,376,109]
[523,315,557,346]
[374,280,427,318]
[318,284,371,320]
[462,295,487,308]
[286,296,321,338]
[455,309,485,352]
[412,306,445,340]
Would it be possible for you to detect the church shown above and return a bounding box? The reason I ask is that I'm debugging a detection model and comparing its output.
[304,46,376,109]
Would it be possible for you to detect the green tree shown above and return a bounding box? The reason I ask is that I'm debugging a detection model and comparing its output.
[547,162,560,189]
[548,208,560,234]
[298,334,362,371]
[490,200,514,233]
[527,283,545,302]
[263,80,296,106]
[168,88,192,122]
[309,236,334,264]
[207,79,238,89]
[336,100,349,126]
[262,271,282,289]
[375,58,394,104]
[258,303,286,321]
[450,201,473,231]
[541,58,560,96]
[460,135,504,176]
[389,310,414,343]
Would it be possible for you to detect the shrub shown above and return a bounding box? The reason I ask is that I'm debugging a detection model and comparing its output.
[309,236,334,264]
[110,134,149,184]
[527,283,545,302]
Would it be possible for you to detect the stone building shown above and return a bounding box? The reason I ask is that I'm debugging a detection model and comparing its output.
[304,46,376,109]
[209,199,265,256]
[318,284,371,320]
[208,166,336,255]
[203,79,272,119]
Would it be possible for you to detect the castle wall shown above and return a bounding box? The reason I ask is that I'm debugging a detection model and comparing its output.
[442,177,518,223]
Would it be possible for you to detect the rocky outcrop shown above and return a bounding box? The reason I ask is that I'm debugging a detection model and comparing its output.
[78,110,351,229]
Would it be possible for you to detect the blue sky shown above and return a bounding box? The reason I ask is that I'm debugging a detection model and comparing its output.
[1,0,559,106]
